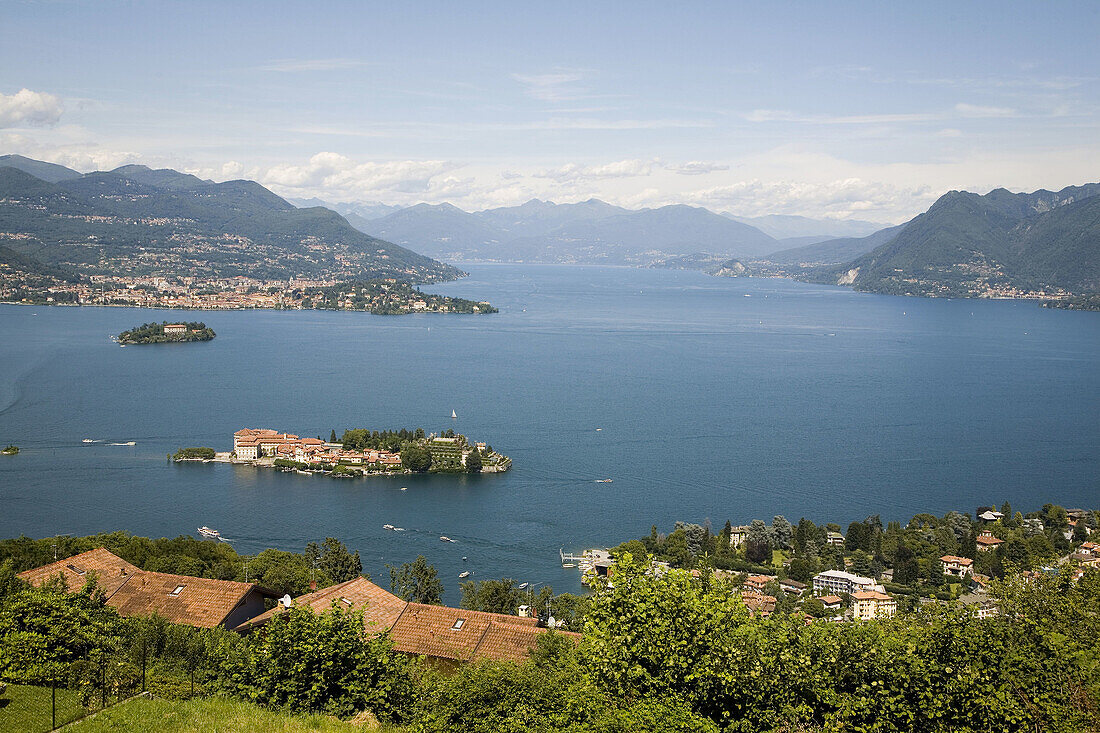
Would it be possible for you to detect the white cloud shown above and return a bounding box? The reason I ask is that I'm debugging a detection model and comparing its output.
[667,161,730,175]
[0,88,63,128]
[745,109,938,125]
[938,128,963,138]
[258,152,464,200]
[954,103,1016,118]
[533,159,655,183]
[512,70,586,101]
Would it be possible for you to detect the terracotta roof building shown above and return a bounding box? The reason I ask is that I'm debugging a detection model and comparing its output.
[237,576,579,665]
[18,548,275,629]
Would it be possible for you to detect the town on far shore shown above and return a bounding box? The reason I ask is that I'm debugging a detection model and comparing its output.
[4,274,497,314]
[566,502,1099,624]
[175,426,510,477]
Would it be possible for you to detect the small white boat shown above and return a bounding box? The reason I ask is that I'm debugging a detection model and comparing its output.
[296,470,310,475]
[595,478,613,483]
[440,536,456,543]
[518,582,528,590]
[451,410,457,419]
[197,526,220,539]
[82,439,98,443]
[595,428,602,431]
[458,571,470,578]
[383,524,395,531]
[400,487,408,491]
[562,563,575,568]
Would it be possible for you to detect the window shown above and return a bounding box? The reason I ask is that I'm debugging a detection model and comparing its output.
[451,618,465,630]
[340,597,353,606]
[66,564,85,575]
[169,585,185,596]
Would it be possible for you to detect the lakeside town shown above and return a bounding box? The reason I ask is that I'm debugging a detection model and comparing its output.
[566,502,1099,624]
[183,427,511,476]
[0,272,497,314]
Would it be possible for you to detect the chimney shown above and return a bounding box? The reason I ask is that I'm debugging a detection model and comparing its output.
[309,580,317,591]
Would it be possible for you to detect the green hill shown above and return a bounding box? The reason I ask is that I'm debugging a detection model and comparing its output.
[814,184,1100,297]
[0,158,461,283]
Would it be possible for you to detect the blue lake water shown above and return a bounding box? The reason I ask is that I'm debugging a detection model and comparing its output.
[1,265,1098,601]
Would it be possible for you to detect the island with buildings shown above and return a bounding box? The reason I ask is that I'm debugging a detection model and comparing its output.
[117,321,215,344]
[220,427,509,477]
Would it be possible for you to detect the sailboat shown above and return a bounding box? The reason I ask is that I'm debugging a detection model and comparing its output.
[451,409,457,419]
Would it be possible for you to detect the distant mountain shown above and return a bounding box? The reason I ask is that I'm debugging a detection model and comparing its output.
[725,213,885,240]
[362,199,776,264]
[0,154,81,183]
[0,158,460,283]
[764,224,907,265]
[816,184,1100,296]
[289,197,404,222]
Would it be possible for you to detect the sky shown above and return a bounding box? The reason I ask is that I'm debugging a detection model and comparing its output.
[2,0,1099,223]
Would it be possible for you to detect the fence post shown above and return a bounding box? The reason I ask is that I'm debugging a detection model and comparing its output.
[51,678,56,730]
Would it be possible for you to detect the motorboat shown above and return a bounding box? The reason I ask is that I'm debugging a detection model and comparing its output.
[383,524,395,531]
[197,526,220,539]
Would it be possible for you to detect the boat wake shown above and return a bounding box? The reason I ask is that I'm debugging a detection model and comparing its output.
[108,441,136,446]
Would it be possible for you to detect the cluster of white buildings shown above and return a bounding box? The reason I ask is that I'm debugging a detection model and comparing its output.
[232,428,402,468]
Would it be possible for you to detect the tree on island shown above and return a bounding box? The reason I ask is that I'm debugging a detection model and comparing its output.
[400,444,432,473]
[387,555,444,605]
[465,448,482,473]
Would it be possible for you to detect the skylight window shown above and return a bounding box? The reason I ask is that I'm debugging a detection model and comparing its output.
[169,585,185,596]
[66,564,85,575]
[451,618,465,630]
[340,597,353,606]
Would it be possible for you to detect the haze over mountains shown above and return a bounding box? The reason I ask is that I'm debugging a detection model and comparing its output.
[0,155,459,283]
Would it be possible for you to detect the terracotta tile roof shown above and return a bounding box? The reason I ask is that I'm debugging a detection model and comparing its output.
[18,548,266,628]
[237,576,409,633]
[818,595,843,605]
[976,536,1004,546]
[852,591,893,602]
[237,576,576,663]
[17,547,140,596]
[940,555,974,565]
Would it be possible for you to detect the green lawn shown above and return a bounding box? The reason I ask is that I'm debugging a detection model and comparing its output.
[0,683,88,732]
[65,696,377,732]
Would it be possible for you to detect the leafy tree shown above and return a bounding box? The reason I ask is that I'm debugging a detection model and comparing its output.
[388,555,444,604]
[310,537,362,584]
[465,448,482,473]
[459,578,524,615]
[769,515,792,551]
[745,520,771,564]
[400,444,432,473]
[229,604,409,718]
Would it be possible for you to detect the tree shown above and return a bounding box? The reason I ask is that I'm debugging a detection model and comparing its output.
[329,429,337,443]
[387,555,443,605]
[893,544,919,586]
[400,444,432,472]
[745,520,771,564]
[769,515,793,551]
[232,605,409,718]
[460,578,524,615]
[314,538,362,584]
[464,448,482,472]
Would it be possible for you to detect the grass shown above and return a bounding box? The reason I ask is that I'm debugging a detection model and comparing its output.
[64,696,378,732]
[0,682,88,732]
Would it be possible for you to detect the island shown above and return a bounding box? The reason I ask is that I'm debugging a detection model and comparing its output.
[213,427,510,478]
[307,279,497,315]
[118,321,215,345]
[1,445,18,455]
[172,447,216,461]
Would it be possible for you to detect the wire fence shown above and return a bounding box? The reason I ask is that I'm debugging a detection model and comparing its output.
[0,639,212,732]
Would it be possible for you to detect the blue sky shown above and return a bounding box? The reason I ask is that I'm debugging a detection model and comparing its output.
[2,0,1099,221]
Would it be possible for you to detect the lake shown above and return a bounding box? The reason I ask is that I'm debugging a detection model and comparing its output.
[1,265,1098,601]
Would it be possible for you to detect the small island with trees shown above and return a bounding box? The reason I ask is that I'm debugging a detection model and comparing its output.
[172,447,216,462]
[1,445,18,455]
[117,321,216,345]
[228,426,509,478]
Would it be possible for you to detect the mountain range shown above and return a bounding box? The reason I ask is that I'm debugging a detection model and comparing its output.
[0,156,459,283]
[814,184,1100,297]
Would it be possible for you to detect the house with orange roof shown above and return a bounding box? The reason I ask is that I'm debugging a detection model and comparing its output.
[976,535,1004,552]
[18,548,276,629]
[851,590,896,621]
[742,574,772,594]
[940,555,974,578]
[237,576,578,666]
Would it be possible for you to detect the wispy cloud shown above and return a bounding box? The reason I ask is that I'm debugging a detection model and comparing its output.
[745,109,938,125]
[666,161,730,176]
[0,88,63,128]
[954,102,1017,118]
[511,69,587,101]
[533,158,656,183]
[257,58,368,72]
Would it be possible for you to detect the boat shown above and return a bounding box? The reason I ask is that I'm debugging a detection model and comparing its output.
[562,563,575,568]
[295,469,310,475]
[451,409,457,419]
[400,487,408,491]
[595,478,613,483]
[383,524,395,531]
[462,556,468,562]
[595,428,602,431]
[518,582,528,590]
[197,526,220,539]
[82,439,98,443]
[440,536,456,543]
[458,571,470,578]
